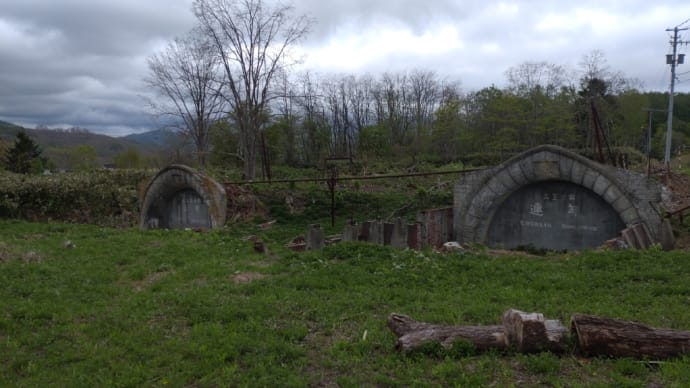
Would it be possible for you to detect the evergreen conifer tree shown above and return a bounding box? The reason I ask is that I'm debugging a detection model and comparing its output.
[5,131,47,174]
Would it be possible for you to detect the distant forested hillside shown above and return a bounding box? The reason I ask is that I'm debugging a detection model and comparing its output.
[0,121,165,169]
[120,128,176,147]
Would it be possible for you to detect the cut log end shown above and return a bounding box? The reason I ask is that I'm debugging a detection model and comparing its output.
[387,313,421,338]
[502,309,567,353]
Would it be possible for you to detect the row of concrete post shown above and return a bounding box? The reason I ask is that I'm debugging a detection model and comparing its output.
[306,207,454,251]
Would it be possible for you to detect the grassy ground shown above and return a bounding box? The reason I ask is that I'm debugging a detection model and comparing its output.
[1,219,690,387]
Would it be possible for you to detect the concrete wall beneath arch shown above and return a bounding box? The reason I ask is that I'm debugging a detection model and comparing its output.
[454,145,670,250]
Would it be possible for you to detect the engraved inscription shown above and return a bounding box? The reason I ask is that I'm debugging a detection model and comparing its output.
[487,181,625,251]
[528,202,544,217]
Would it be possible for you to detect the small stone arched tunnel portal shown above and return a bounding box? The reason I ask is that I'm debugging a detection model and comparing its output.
[140,165,227,230]
[454,145,672,251]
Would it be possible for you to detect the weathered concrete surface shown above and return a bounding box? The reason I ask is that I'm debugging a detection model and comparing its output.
[367,220,384,245]
[455,145,671,250]
[140,165,226,230]
[306,224,325,250]
[340,214,452,250]
[487,181,625,250]
[342,220,359,242]
[390,218,408,249]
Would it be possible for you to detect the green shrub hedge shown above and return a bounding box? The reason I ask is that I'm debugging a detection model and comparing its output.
[0,169,153,225]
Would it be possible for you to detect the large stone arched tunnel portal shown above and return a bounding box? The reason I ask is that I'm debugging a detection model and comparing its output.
[454,145,671,251]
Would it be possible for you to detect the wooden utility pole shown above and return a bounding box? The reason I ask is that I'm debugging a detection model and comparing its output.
[664,22,689,175]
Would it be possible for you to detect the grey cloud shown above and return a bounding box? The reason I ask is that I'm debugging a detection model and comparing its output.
[295,0,690,92]
[3,0,195,55]
[0,0,195,135]
[294,0,484,40]
[1,0,689,137]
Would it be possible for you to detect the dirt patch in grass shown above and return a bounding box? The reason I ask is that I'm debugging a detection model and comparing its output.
[133,271,171,292]
[0,243,43,263]
[146,240,162,248]
[231,272,267,284]
[21,251,43,263]
[0,243,11,262]
[21,234,47,240]
[248,258,280,268]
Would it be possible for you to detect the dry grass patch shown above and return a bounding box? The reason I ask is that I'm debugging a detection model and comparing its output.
[0,242,43,263]
[231,271,267,284]
[133,271,172,292]
[0,243,11,262]
[21,251,43,263]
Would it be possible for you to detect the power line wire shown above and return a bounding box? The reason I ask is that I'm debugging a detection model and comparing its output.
[657,66,669,90]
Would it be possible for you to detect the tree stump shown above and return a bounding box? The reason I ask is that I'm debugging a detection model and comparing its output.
[571,313,690,359]
[387,314,506,352]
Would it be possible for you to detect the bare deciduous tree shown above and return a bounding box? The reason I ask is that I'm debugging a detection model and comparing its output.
[505,61,569,98]
[379,72,414,146]
[146,31,225,167]
[348,74,374,134]
[577,50,641,94]
[409,69,440,139]
[194,0,312,179]
[504,61,570,144]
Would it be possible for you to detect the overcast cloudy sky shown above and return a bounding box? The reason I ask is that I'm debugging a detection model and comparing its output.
[1,0,690,136]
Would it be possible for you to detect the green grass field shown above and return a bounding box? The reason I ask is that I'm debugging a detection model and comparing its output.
[1,219,690,387]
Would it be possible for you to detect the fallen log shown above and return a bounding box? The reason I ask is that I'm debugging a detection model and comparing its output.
[571,313,690,359]
[389,310,567,353]
[390,311,690,359]
[387,314,506,352]
[502,309,568,353]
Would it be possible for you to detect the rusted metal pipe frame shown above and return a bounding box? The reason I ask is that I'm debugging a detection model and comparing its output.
[224,168,484,185]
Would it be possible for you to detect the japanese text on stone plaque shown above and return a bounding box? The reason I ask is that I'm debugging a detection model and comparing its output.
[525,192,597,232]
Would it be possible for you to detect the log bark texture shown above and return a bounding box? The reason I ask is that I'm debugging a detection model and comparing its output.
[501,309,568,353]
[387,314,506,352]
[571,313,690,359]
[389,311,690,359]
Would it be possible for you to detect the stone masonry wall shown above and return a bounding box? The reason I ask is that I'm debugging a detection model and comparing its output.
[454,145,670,249]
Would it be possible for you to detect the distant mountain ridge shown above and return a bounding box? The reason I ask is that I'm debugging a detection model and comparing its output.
[0,120,24,135]
[120,128,176,147]
[0,120,165,166]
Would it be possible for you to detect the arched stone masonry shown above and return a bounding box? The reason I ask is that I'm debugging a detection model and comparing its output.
[140,165,227,229]
[454,145,669,250]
